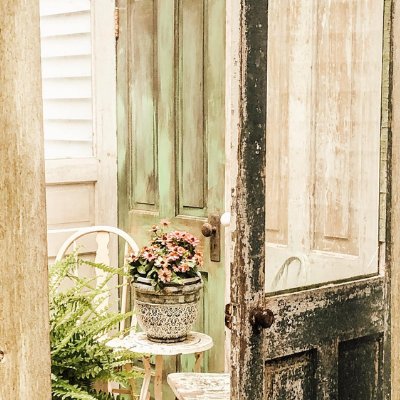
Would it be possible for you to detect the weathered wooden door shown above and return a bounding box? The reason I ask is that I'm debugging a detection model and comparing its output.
[116,0,225,387]
[230,0,392,398]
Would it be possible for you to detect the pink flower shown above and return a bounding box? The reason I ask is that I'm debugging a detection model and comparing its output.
[167,252,180,262]
[126,252,138,264]
[172,265,180,272]
[155,257,169,268]
[149,225,160,232]
[160,219,171,227]
[186,235,200,247]
[177,246,186,256]
[143,251,157,262]
[178,262,190,273]
[158,267,172,283]
[194,252,204,267]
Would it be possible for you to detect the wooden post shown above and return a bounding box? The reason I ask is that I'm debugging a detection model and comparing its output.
[0,1,51,399]
[392,1,400,397]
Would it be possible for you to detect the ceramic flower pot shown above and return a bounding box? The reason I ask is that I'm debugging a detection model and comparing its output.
[132,275,203,343]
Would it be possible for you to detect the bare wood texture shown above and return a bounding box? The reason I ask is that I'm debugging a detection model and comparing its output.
[0,0,51,398]
[391,0,400,397]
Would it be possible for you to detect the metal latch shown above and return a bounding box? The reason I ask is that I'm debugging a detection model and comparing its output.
[201,213,221,262]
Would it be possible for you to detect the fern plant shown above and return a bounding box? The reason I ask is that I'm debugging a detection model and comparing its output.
[49,254,141,400]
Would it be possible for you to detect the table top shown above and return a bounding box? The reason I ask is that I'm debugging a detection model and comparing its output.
[107,331,213,356]
[167,373,230,400]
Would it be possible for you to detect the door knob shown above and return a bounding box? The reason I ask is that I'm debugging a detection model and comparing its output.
[202,223,216,237]
[202,214,221,262]
[250,309,274,333]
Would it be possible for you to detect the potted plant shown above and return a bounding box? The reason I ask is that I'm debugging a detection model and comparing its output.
[128,220,204,343]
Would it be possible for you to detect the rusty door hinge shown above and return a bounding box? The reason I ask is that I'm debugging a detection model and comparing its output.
[225,303,232,330]
[114,8,120,39]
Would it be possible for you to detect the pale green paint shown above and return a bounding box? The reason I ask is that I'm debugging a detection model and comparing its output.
[117,0,226,398]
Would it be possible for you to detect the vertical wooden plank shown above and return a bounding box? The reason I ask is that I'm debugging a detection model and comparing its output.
[231,0,268,398]
[390,0,400,396]
[265,0,289,246]
[130,0,157,207]
[314,0,354,246]
[178,0,206,210]
[91,0,118,267]
[0,0,51,398]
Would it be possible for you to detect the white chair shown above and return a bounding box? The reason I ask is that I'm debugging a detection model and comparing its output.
[56,225,140,398]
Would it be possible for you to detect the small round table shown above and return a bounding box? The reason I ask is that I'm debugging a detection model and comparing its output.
[108,331,213,400]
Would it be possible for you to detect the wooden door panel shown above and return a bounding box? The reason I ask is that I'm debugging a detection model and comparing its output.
[178,0,206,212]
[130,0,157,208]
[338,335,383,400]
[265,0,384,293]
[263,278,386,399]
[265,351,317,400]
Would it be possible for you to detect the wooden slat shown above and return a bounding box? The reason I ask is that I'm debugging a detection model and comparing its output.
[40,0,90,16]
[44,120,92,142]
[44,140,93,159]
[42,55,92,78]
[43,98,92,120]
[45,157,98,184]
[40,10,90,37]
[41,32,91,57]
[42,77,92,99]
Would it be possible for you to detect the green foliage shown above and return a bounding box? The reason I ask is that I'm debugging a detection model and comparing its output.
[50,254,141,400]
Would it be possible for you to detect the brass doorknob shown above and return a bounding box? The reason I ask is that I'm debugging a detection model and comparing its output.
[202,223,216,237]
[249,309,274,333]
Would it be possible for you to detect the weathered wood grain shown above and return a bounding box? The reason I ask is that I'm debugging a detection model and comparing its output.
[0,0,51,398]
[231,0,392,398]
[390,0,400,397]
[167,373,230,400]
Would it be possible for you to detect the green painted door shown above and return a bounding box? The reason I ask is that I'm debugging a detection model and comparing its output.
[116,0,225,395]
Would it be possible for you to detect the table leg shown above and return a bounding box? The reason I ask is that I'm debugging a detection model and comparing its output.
[194,352,203,373]
[124,363,138,398]
[139,356,152,400]
[155,355,163,400]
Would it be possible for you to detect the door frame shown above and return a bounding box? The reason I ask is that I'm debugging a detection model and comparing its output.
[227,0,395,398]
[390,0,400,396]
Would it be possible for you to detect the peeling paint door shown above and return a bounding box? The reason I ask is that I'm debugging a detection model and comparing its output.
[230,0,392,398]
[116,0,226,395]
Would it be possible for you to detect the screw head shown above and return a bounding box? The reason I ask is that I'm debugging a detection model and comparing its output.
[0,350,4,362]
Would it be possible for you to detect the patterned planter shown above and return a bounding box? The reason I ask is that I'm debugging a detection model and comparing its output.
[132,275,203,343]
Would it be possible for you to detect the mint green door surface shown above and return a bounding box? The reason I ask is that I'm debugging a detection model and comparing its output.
[116,0,225,397]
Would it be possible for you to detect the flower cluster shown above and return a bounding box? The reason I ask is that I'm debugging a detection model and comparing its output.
[128,220,203,291]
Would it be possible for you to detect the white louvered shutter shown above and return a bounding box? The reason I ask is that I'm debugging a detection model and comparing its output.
[40,0,93,159]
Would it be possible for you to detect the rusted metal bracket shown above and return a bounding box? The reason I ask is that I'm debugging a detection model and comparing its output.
[225,303,233,329]
[114,7,120,39]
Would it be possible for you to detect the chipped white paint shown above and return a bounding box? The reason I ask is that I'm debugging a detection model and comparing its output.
[167,373,230,400]
[265,0,384,293]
